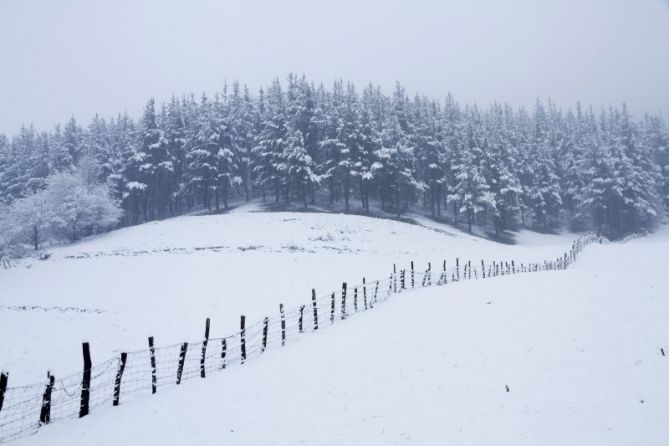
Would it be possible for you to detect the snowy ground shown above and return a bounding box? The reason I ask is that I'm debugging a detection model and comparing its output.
[0,205,580,386]
[3,220,667,445]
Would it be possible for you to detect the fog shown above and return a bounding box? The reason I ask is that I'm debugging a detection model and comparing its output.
[1,0,668,133]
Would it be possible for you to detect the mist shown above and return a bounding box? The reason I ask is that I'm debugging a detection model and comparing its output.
[1,0,668,133]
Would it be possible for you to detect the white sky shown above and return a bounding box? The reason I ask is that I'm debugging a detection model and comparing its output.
[1,0,668,134]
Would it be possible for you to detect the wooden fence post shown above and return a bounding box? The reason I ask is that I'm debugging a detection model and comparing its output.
[411,261,415,288]
[341,283,347,319]
[280,304,286,346]
[0,372,7,412]
[79,342,92,418]
[200,318,210,378]
[39,372,54,424]
[112,353,127,406]
[240,315,247,363]
[393,264,397,293]
[354,288,358,312]
[330,292,335,323]
[481,260,486,278]
[299,305,305,333]
[512,261,516,274]
[400,270,405,290]
[374,281,379,303]
[468,261,472,280]
[176,343,188,384]
[456,258,460,280]
[363,278,368,310]
[262,317,269,351]
[221,339,227,369]
[312,289,319,330]
[148,336,157,394]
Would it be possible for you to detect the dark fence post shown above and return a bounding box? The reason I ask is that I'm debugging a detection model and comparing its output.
[113,353,127,406]
[200,318,210,378]
[400,270,405,290]
[482,260,486,278]
[456,258,460,280]
[262,317,269,352]
[363,278,368,310]
[148,337,157,394]
[176,342,188,385]
[330,292,335,323]
[280,304,286,346]
[374,281,379,303]
[341,282,347,319]
[221,339,227,369]
[411,261,415,288]
[299,305,305,333]
[393,264,397,293]
[79,342,92,418]
[0,372,7,412]
[354,287,358,312]
[312,289,319,330]
[468,261,472,280]
[39,372,54,423]
[240,315,247,363]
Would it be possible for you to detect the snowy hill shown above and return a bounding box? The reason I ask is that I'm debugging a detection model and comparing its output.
[1,207,577,386]
[1,210,668,445]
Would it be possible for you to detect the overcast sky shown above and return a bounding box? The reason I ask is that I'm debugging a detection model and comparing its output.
[1,0,668,134]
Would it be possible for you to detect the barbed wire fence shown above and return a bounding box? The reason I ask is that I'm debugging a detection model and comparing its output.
[0,233,605,443]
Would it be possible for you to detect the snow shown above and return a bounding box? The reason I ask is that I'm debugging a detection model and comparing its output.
[1,208,580,387]
[5,222,669,445]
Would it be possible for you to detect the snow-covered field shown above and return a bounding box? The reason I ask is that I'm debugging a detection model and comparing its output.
[0,206,579,386]
[2,208,668,445]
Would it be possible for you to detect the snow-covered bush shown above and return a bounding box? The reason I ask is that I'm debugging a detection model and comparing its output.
[46,173,123,242]
[1,172,122,250]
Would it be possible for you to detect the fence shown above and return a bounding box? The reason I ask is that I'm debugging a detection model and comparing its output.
[0,233,604,443]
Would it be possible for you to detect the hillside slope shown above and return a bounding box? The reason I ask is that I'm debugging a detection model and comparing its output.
[0,208,580,386]
[8,231,669,445]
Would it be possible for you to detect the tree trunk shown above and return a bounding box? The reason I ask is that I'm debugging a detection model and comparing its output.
[33,225,39,250]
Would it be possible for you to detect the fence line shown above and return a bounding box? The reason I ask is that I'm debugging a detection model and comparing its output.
[0,233,604,443]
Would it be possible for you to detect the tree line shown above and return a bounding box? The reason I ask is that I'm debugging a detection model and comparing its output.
[1,74,667,245]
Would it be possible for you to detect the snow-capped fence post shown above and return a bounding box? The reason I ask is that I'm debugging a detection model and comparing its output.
[112,353,127,406]
[341,283,347,320]
[280,304,286,346]
[39,372,55,423]
[298,305,305,333]
[221,339,227,369]
[200,318,210,378]
[240,315,247,363]
[411,261,415,288]
[363,278,368,310]
[330,293,335,323]
[311,289,319,330]
[176,343,188,384]
[148,336,157,394]
[262,317,269,352]
[79,342,92,418]
[0,372,7,412]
